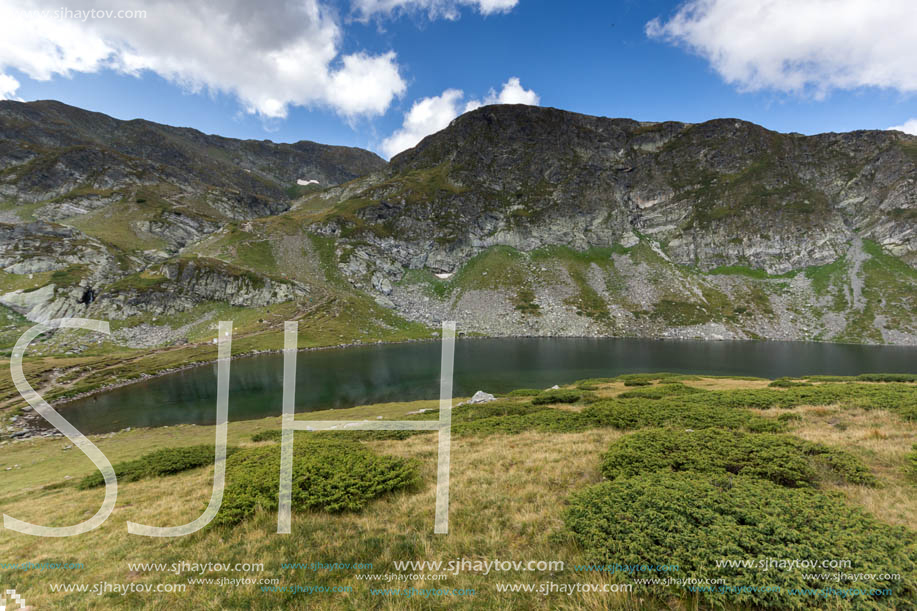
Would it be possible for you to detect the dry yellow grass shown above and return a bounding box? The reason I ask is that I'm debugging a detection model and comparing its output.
[0,425,643,609]
[682,378,771,391]
[772,405,917,529]
[1,379,914,609]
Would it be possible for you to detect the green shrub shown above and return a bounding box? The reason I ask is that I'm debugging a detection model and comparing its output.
[575,377,615,388]
[769,377,813,388]
[617,382,705,400]
[680,388,785,409]
[565,472,917,609]
[900,403,917,422]
[318,429,427,441]
[618,374,660,384]
[617,373,699,385]
[777,412,803,422]
[806,375,854,383]
[215,437,419,527]
[251,429,282,442]
[907,445,917,478]
[856,373,917,383]
[834,384,917,414]
[78,445,237,490]
[786,385,865,408]
[503,388,543,397]
[601,428,875,487]
[678,383,917,415]
[583,398,783,433]
[453,408,589,436]
[453,401,545,422]
[532,389,583,405]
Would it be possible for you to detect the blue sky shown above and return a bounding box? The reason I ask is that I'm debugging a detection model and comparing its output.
[2,0,916,157]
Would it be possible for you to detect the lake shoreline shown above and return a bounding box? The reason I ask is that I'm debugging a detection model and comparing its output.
[18,336,446,437]
[47,332,890,410]
[12,333,917,438]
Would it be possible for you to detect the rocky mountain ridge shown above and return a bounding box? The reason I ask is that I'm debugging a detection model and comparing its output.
[0,101,915,351]
[0,100,383,341]
[0,99,384,207]
[312,105,916,344]
[321,105,915,275]
[0,99,384,254]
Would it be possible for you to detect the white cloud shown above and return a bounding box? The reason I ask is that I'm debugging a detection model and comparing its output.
[464,76,539,111]
[325,51,406,117]
[0,73,20,99]
[381,77,538,158]
[888,118,917,136]
[646,0,917,96]
[352,0,518,20]
[492,76,539,104]
[0,0,406,119]
[381,88,464,158]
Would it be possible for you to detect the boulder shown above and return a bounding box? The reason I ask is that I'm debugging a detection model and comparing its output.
[465,390,496,405]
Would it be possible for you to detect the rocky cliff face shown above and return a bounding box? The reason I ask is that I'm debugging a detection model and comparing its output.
[0,99,385,261]
[313,105,917,344]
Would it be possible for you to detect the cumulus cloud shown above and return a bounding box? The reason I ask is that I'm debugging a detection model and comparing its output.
[352,0,518,20]
[888,119,917,136]
[380,89,464,158]
[0,73,20,100]
[0,0,406,118]
[463,76,539,112]
[381,77,538,158]
[646,0,917,97]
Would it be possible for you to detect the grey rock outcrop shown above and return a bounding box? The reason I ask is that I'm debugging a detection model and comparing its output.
[461,391,496,405]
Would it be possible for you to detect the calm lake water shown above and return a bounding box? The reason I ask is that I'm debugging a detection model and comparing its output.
[59,338,917,434]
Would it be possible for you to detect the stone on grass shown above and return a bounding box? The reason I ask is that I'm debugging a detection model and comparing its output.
[462,391,496,405]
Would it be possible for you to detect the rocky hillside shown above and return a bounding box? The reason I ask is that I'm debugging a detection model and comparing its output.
[322,105,916,272]
[313,105,917,344]
[0,101,393,351]
[0,99,383,253]
[0,99,384,215]
[1,102,915,352]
